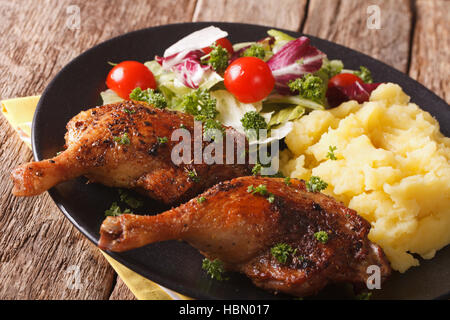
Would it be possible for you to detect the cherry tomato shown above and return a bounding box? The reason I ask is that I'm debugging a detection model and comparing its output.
[202,38,234,55]
[106,61,156,99]
[328,73,363,88]
[224,57,275,103]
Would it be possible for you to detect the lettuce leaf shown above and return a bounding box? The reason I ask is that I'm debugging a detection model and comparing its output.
[267,29,295,53]
[100,89,123,105]
[211,90,262,133]
[265,94,325,110]
[267,105,305,127]
[163,26,228,57]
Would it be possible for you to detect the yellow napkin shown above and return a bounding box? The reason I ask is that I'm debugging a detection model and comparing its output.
[1,96,190,300]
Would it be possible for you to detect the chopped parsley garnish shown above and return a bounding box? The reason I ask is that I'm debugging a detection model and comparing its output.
[105,202,131,217]
[247,184,268,195]
[242,44,265,60]
[240,111,268,139]
[288,74,326,104]
[271,243,295,264]
[186,168,200,183]
[181,89,219,121]
[180,124,186,129]
[314,231,329,244]
[197,196,206,204]
[129,87,167,109]
[252,163,262,176]
[118,189,143,209]
[157,136,168,144]
[114,132,130,145]
[181,89,223,140]
[204,44,229,73]
[354,66,373,83]
[247,184,275,203]
[306,176,328,193]
[284,177,292,186]
[123,107,136,115]
[202,258,228,281]
[327,145,337,160]
[356,292,372,300]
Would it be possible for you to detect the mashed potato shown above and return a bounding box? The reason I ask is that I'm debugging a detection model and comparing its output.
[280,83,450,272]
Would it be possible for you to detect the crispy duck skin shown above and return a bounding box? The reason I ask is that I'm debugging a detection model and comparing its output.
[11,101,251,204]
[99,176,391,297]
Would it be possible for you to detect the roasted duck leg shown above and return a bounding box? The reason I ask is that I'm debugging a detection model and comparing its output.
[99,176,391,297]
[11,101,251,204]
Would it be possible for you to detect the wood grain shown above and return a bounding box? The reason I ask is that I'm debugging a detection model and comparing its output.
[303,0,412,72]
[109,277,137,300]
[409,0,449,103]
[0,0,196,300]
[193,0,308,30]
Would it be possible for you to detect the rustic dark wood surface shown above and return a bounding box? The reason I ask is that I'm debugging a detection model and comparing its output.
[0,0,448,300]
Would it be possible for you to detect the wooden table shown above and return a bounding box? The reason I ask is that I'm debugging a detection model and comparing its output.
[0,0,448,300]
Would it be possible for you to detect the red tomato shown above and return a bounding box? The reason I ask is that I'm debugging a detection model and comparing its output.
[224,57,275,103]
[106,61,156,99]
[202,38,234,55]
[328,73,363,88]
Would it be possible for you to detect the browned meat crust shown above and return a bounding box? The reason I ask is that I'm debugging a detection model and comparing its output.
[11,101,251,204]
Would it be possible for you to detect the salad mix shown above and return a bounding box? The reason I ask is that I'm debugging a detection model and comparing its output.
[101,26,380,144]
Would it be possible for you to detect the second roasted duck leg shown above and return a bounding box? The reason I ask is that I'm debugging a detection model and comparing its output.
[99,176,391,297]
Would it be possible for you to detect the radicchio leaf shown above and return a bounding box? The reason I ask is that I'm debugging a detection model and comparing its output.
[156,50,212,89]
[172,57,211,89]
[154,26,229,89]
[326,82,382,108]
[267,36,326,93]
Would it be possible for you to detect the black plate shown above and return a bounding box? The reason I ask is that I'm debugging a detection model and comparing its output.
[32,22,450,300]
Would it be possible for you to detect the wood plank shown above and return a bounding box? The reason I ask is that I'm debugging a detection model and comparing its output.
[303,0,412,72]
[193,0,308,30]
[409,0,449,103]
[109,277,137,300]
[0,0,196,299]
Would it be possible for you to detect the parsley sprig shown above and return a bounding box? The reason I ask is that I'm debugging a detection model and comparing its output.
[247,184,275,203]
[118,189,143,209]
[240,111,268,140]
[202,258,228,281]
[129,87,167,109]
[306,176,328,193]
[327,145,337,160]
[271,243,297,264]
[288,74,326,105]
[105,202,131,216]
[314,231,329,244]
[354,66,373,83]
[113,132,130,145]
[203,44,229,73]
[242,44,266,60]
[181,89,224,140]
[186,168,200,183]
